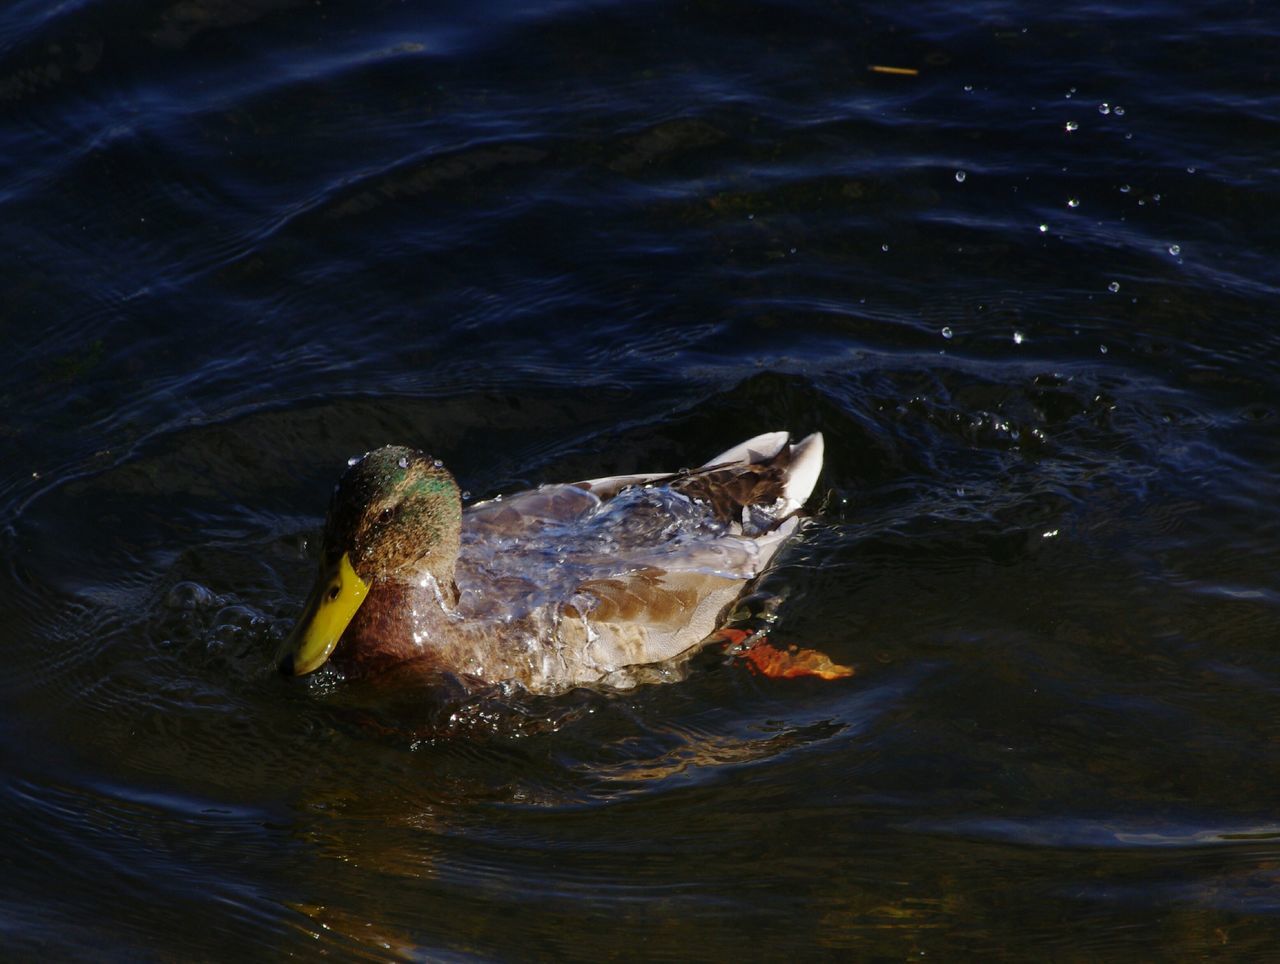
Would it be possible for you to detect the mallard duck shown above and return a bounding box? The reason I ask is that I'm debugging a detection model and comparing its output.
[280,431,836,692]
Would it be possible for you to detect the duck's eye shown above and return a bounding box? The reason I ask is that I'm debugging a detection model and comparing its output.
[327,585,340,601]
[378,507,394,524]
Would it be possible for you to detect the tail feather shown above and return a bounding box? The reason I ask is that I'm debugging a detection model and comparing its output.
[780,432,824,515]
[702,431,789,467]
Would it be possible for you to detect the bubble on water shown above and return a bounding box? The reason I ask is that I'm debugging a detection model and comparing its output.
[1124,132,1132,140]
[881,243,890,252]
[1042,529,1059,539]
[1067,197,1081,208]
[1119,184,1132,193]
[1013,330,1025,345]
[1187,166,1197,174]
[1098,103,1111,115]
[963,84,973,92]
[1100,344,1109,354]
[1107,281,1120,293]
[1152,193,1161,202]
[347,456,360,466]
[1113,104,1125,116]
[941,326,954,339]
[1065,120,1079,132]
[955,170,967,183]
[1168,243,1181,256]
[1038,223,1048,233]
[166,581,217,612]
[1065,86,1077,98]
[461,490,472,501]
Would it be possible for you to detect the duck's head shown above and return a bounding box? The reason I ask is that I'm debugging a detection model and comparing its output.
[281,445,462,676]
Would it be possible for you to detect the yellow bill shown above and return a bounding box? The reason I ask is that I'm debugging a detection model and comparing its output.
[283,552,370,675]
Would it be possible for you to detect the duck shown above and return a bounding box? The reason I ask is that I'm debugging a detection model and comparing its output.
[280,430,849,692]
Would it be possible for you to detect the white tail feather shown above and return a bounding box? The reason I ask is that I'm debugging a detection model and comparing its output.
[702,431,789,467]
[780,432,824,515]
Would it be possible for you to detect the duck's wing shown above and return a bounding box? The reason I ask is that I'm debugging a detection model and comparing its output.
[559,520,804,679]
[463,433,824,685]
[561,562,758,674]
[562,432,824,677]
[464,483,600,537]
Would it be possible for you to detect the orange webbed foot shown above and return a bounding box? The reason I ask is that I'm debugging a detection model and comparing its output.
[712,629,855,681]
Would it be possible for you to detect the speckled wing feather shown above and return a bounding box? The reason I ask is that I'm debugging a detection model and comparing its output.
[561,433,822,675]
[568,519,803,672]
[457,432,824,688]
[464,484,601,537]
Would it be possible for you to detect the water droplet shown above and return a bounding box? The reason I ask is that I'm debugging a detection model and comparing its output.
[1107,281,1120,293]
[1065,120,1079,132]
[1013,330,1025,345]
[790,247,797,254]
[432,459,443,468]
[397,456,409,469]
[1097,103,1111,115]
[1168,243,1181,256]
[1100,344,1109,354]
[941,326,953,339]
[1124,132,1132,140]
[1113,104,1125,116]
[1152,193,1161,202]
[461,490,471,501]
[963,84,973,92]
[1119,184,1131,193]
[1038,223,1048,233]
[1186,166,1197,174]
[955,170,967,183]
[881,243,890,252]
[347,456,360,466]
[1067,197,1081,208]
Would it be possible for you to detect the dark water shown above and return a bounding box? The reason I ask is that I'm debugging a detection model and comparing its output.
[4,0,1280,957]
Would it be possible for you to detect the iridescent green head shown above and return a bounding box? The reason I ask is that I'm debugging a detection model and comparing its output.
[323,445,462,581]
[282,446,462,676]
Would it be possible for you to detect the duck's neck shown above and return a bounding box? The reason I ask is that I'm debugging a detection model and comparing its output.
[333,577,455,678]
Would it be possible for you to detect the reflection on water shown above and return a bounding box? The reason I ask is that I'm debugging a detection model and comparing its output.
[3,0,1280,956]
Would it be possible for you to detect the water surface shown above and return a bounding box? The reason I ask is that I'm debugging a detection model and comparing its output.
[4,0,1280,957]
